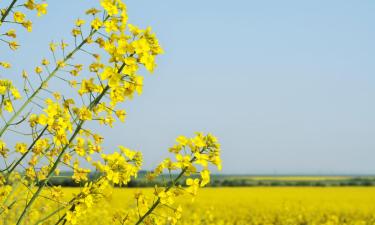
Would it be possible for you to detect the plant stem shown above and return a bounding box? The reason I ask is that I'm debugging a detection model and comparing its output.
[6,126,48,180]
[0,0,17,24]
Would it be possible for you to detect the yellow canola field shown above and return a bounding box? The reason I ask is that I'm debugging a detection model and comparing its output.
[61,187,375,225]
[4,187,374,224]
[248,176,350,181]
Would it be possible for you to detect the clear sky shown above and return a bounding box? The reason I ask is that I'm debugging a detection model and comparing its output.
[3,0,375,174]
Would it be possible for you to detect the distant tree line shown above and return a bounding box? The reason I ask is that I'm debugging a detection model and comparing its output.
[36,172,375,187]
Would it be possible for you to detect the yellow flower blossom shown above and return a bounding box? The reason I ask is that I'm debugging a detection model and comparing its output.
[3,99,13,112]
[86,8,101,15]
[8,41,19,50]
[5,29,16,38]
[75,18,85,27]
[0,62,11,68]
[22,20,33,32]
[13,11,25,23]
[100,0,119,16]
[15,143,27,154]
[35,3,48,16]
[115,109,126,122]
[0,140,8,157]
[35,66,43,74]
[91,18,103,30]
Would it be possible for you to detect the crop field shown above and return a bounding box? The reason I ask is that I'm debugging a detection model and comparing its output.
[110,187,375,225]
[246,176,351,181]
[18,187,374,225]
[63,187,375,224]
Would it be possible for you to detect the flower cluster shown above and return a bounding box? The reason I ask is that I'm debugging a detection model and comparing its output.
[113,133,222,225]
[0,0,221,224]
[65,179,111,224]
[93,147,142,186]
[0,79,21,113]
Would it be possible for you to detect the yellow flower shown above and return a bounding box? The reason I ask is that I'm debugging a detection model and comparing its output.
[56,60,66,68]
[194,152,208,167]
[200,170,210,187]
[36,3,48,16]
[75,18,85,27]
[100,0,119,16]
[49,41,57,52]
[0,62,11,68]
[140,54,156,72]
[13,11,25,23]
[53,92,61,100]
[5,29,16,38]
[128,24,142,36]
[22,70,28,78]
[24,0,36,9]
[60,40,68,50]
[176,136,189,146]
[29,114,38,127]
[86,8,101,15]
[176,154,191,168]
[192,134,206,148]
[186,178,200,195]
[132,38,151,54]
[100,66,122,87]
[104,19,119,33]
[72,162,90,183]
[71,28,81,37]
[134,75,144,94]
[15,143,28,154]
[3,99,13,112]
[169,144,182,154]
[0,140,8,157]
[37,114,48,125]
[8,41,19,50]
[50,185,63,200]
[10,88,21,99]
[35,66,43,74]
[66,211,77,224]
[158,191,175,205]
[91,18,103,31]
[78,107,93,121]
[115,110,126,122]
[22,20,33,32]
[42,58,50,66]
[74,137,86,156]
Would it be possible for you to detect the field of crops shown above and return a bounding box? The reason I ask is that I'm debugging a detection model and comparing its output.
[50,187,375,225]
[3,187,375,224]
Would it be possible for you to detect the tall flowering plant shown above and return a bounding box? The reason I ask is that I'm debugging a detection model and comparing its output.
[0,0,221,224]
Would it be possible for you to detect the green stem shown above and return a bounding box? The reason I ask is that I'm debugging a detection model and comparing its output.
[0,0,17,25]
[6,126,48,180]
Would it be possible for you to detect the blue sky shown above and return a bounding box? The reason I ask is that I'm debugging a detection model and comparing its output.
[2,0,375,174]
